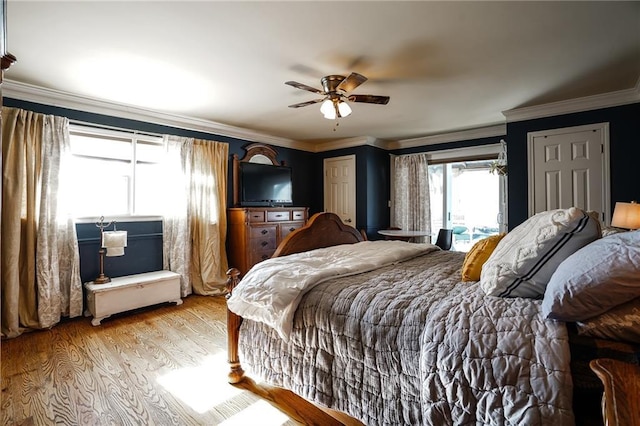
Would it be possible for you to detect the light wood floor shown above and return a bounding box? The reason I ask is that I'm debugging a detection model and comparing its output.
[1,295,349,426]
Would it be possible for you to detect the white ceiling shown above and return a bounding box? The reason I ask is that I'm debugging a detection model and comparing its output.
[5,1,640,146]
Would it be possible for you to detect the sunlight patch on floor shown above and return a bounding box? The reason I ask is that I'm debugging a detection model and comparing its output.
[218,399,289,426]
[157,353,242,414]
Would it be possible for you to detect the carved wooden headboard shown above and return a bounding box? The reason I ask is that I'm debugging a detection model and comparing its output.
[272,212,365,258]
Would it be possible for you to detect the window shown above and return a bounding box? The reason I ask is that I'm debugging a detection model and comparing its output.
[391,143,508,252]
[68,125,165,218]
[429,159,504,252]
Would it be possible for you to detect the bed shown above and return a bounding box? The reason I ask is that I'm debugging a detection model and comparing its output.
[225,211,640,425]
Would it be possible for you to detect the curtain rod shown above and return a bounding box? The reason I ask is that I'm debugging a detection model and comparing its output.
[68,119,164,139]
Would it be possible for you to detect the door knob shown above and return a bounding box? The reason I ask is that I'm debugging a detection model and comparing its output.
[345,218,352,223]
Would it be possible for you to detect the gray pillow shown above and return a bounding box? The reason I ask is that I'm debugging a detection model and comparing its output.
[481,208,601,298]
[542,230,640,321]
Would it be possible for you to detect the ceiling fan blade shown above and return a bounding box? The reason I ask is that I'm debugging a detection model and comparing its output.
[337,72,367,93]
[285,81,325,94]
[348,94,390,105]
[288,99,324,108]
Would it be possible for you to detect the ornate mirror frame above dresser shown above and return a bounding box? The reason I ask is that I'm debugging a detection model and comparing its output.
[232,143,286,207]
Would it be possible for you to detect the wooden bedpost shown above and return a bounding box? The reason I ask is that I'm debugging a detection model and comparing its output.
[226,268,245,384]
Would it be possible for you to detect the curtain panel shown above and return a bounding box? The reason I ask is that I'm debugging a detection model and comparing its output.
[1,107,82,338]
[392,153,431,243]
[162,136,229,297]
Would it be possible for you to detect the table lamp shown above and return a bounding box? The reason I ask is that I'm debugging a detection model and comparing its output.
[94,217,128,284]
[611,201,640,230]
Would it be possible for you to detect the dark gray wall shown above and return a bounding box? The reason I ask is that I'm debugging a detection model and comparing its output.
[76,221,163,283]
[6,97,639,277]
[314,144,390,238]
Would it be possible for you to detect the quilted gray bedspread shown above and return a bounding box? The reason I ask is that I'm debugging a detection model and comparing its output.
[238,250,574,425]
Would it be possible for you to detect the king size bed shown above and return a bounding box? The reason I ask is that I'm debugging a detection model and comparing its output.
[225,211,640,425]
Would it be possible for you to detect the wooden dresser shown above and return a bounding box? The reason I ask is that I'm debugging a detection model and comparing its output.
[227,207,309,275]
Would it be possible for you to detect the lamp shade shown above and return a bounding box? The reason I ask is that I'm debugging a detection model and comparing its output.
[338,101,352,118]
[611,201,640,230]
[102,230,128,256]
[320,99,335,119]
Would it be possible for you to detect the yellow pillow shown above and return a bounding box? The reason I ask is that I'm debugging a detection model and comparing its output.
[461,234,506,282]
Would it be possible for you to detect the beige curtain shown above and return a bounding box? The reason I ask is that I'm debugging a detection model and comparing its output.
[1,107,82,338]
[190,140,228,295]
[162,136,229,296]
[393,153,431,243]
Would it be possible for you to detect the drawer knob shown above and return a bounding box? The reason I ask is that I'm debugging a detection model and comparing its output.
[289,227,295,232]
[261,229,268,235]
[261,241,268,247]
[276,214,284,217]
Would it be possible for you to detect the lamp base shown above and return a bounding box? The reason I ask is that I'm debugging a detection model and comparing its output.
[93,274,111,284]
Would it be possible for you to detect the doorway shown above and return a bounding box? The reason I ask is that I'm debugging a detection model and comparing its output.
[323,155,356,226]
[527,123,610,223]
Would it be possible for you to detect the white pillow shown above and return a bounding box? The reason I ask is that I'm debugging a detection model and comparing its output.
[542,230,640,321]
[480,208,601,298]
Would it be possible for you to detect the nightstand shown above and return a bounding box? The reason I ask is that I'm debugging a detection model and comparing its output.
[589,358,640,426]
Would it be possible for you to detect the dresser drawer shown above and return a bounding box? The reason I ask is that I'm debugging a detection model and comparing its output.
[267,211,291,222]
[248,211,266,222]
[250,248,276,266]
[281,222,303,239]
[251,235,277,251]
[292,210,306,221]
[250,225,277,239]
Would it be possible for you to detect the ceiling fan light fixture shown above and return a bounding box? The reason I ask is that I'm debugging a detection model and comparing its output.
[286,72,388,120]
[320,99,336,119]
[338,101,352,118]
[320,99,351,120]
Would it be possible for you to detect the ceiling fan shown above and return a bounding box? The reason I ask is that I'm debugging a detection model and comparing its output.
[285,72,390,120]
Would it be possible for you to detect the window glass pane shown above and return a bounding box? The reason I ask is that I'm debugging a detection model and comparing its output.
[136,139,164,163]
[450,160,499,252]
[135,161,166,215]
[70,133,132,161]
[134,139,164,214]
[68,155,130,216]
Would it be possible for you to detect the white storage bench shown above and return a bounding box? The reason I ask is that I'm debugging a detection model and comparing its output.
[84,270,182,326]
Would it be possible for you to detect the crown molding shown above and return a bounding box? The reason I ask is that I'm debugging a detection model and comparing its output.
[7,78,636,154]
[386,124,506,150]
[1,79,308,150]
[502,78,640,123]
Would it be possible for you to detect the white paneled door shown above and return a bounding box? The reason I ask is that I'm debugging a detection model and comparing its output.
[323,155,356,226]
[528,123,610,223]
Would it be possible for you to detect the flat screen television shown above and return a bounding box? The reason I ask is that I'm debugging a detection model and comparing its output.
[239,162,293,207]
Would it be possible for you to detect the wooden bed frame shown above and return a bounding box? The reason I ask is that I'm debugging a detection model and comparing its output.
[224,212,640,425]
[225,211,365,384]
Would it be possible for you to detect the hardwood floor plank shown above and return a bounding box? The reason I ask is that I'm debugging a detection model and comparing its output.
[2,295,344,426]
